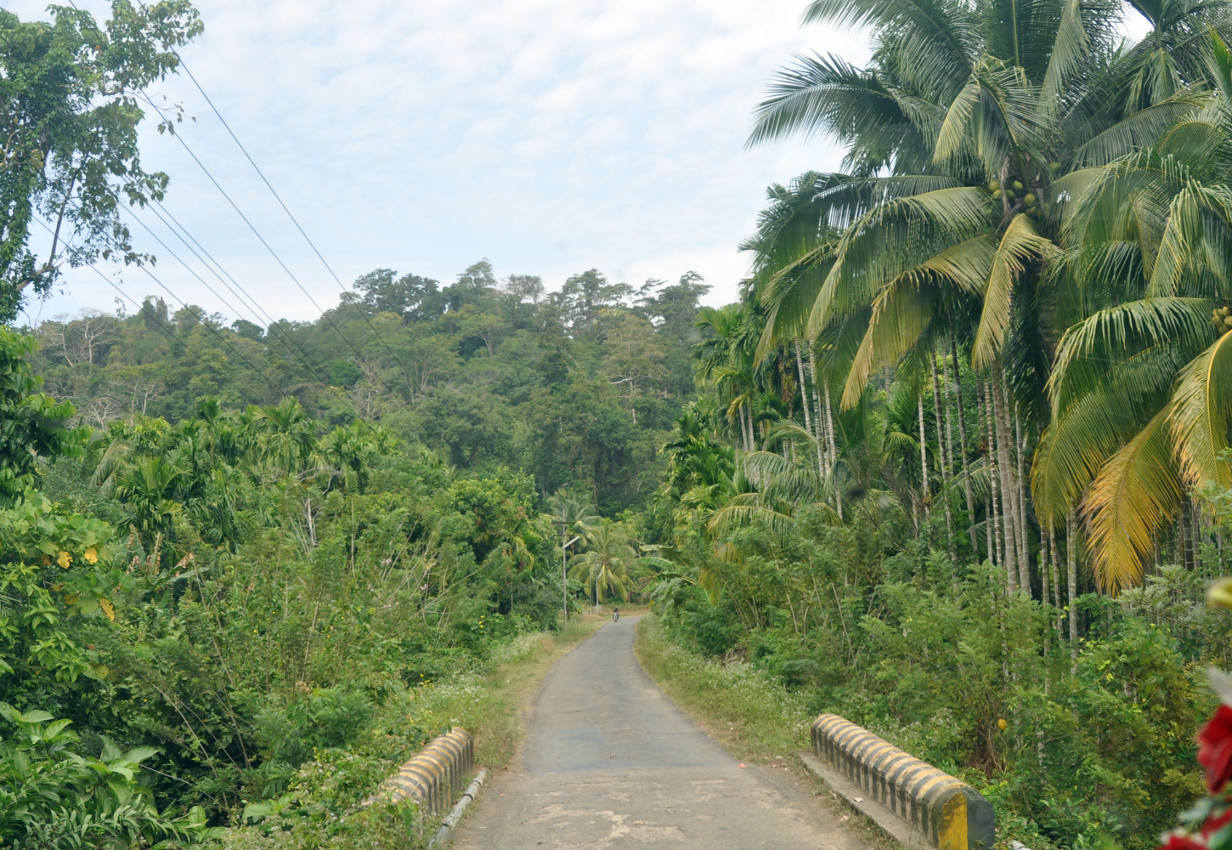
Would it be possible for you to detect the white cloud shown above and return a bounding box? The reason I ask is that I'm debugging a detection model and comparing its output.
[10,0,867,324]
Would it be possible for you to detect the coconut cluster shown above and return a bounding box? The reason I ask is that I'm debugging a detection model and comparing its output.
[989,173,1053,217]
[1214,304,1232,333]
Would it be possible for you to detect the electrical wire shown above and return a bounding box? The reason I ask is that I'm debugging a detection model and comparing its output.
[36,220,282,395]
[137,93,369,363]
[146,47,414,376]
[56,0,362,374]
[64,0,409,386]
[137,200,331,384]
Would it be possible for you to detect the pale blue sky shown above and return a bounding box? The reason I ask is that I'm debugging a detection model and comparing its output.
[14,0,867,326]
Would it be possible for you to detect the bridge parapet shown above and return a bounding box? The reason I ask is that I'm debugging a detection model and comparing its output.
[368,727,474,815]
[811,713,994,850]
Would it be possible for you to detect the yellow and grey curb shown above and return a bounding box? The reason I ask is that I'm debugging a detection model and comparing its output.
[806,713,995,850]
[368,727,476,815]
[428,768,487,848]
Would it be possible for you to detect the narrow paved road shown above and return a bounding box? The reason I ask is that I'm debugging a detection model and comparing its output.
[452,616,870,849]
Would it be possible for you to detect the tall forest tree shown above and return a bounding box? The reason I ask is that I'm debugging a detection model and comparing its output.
[0,1,202,322]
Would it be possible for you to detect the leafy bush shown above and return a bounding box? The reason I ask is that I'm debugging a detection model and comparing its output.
[649,503,1218,849]
[254,688,373,768]
[0,703,209,848]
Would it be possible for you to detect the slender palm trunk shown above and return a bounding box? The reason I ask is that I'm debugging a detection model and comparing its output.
[947,337,979,555]
[1049,520,1061,609]
[819,368,842,521]
[1013,404,1031,594]
[805,344,828,467]
[1040,523,1049,610]
[805,345,824,447]
[917,392,932,530]
[794,340,824,482]
[930,351,955,561]
[1067,510,1079,653]
[1191,498,1201,566]
[992,371,1021,592]
[982,381,1000,568]
[1181,497,1194,571]
[990,376,1018,592]
[1049,519,1063,645]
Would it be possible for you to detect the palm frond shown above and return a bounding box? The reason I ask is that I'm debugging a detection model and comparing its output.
[1038,0,1093,118]
[809,186,992,336]
[707,498,798,538]
[803,0,975,92]
[972,213,1055,369]
[1033,346,1183,519]
[748,53,919,155]
[1208,29,1232,102]
[1071,97,1200,166]
[1048,296,1212,411]
[1083,408,1181,594]
[934,78,981,163]
[1150,185,1232,296]
[1167,331,1232,489]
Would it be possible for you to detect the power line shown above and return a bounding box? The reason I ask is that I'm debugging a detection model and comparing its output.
[165,55,414,372]
[151,201,270,325]
[136,92,370,364]
[56,0,359,370]
[120,11,418,385]
[139,200,331,384]
[62,0,401,386]
[122,205,258,333]
[88,170,333,385]
[37,215,282,394]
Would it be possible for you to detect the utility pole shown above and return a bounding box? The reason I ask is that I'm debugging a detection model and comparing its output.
[553,520,581,624]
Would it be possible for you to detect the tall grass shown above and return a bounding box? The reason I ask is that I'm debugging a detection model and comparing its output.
[634,615,810,760]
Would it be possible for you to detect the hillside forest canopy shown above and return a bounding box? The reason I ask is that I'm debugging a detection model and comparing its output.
[5,0,1232,848]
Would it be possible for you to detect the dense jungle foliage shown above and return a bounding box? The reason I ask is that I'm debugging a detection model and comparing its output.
[8,0,1232,848]
[640,0,1232,847]
[1,312,669,846]
[26,262,708,515]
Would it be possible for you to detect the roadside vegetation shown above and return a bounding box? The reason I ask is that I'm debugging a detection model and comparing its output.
[7,0,1232,848]
[637,0,1232,847]
[635,616,808,761]
[216,619,603,849]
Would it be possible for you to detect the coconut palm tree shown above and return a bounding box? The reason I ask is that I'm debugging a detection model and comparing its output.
[571,519,635,605]
[746,0,1232,591]
[1033,33,1232,589]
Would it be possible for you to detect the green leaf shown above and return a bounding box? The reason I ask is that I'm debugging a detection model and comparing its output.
[1083,409,1181,593]
[1167,331,1232,489]
[972,214,1055,369]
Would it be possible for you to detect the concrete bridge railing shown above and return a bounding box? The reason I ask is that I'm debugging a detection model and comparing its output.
[810,713,995,850]
[368,727,475,815]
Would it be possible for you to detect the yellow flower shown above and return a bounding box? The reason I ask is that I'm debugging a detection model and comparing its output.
[83,548,98,565]
[99,599,115,622]
[56,551,72,569]
[997,718,1007,730]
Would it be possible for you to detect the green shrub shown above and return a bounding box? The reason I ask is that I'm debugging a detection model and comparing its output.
[0,703,210,848]
[255,687,373,768]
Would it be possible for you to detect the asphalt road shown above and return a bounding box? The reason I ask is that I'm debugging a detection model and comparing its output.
[451,616,870,849]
